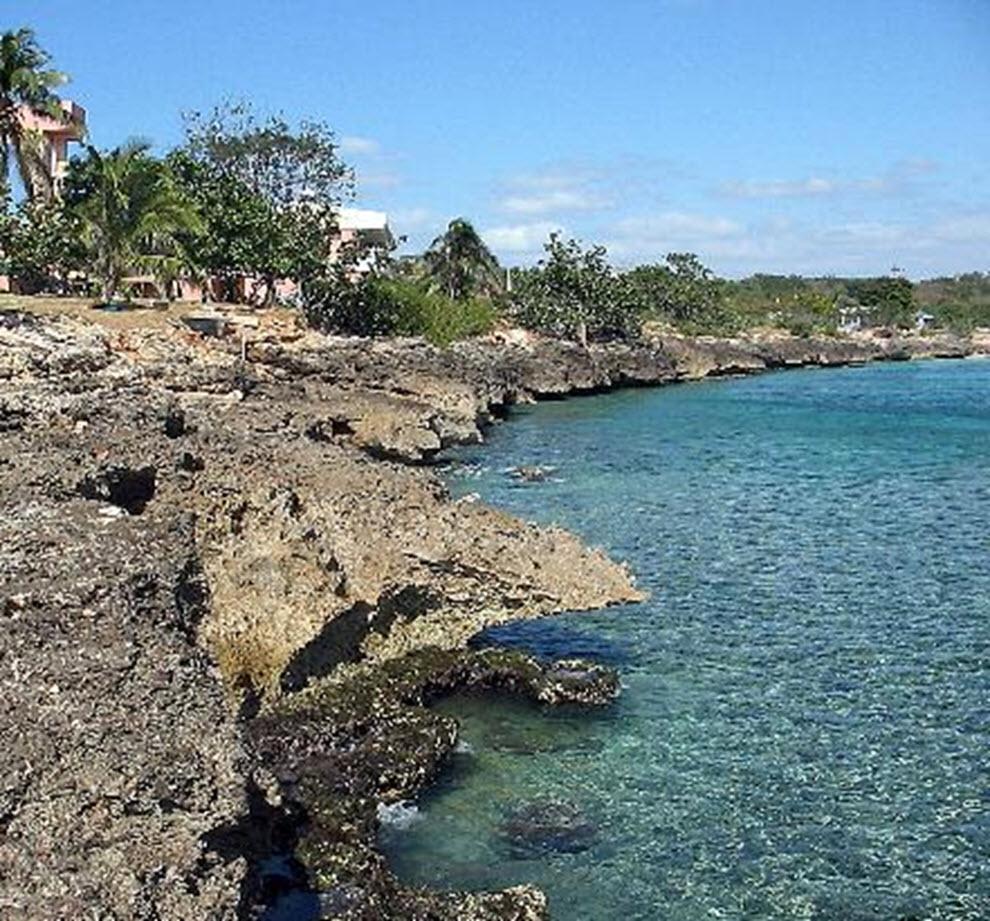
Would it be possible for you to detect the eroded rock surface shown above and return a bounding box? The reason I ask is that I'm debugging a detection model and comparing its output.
[0,487,249,918]
[0,308,981,919]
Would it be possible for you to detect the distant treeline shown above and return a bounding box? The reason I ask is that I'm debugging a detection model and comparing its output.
[721,272,990,336]
[308,222,990,346]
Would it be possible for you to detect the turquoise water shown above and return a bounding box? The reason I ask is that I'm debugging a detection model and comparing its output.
[380,358,990,921]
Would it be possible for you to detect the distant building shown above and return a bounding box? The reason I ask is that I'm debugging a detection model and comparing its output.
[838,303,870,333]
[15,99,87,197]
[331,207,395,275]
[915,311,935,331]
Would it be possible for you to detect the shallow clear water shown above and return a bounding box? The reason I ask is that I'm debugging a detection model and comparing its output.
[380,359,990,921]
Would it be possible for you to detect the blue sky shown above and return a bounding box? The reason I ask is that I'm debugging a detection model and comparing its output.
[13,0,990,277]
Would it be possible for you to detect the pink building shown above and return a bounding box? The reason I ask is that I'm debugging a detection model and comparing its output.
[15,99,87,197]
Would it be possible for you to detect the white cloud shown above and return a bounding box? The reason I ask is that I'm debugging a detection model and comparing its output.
[482,221,562,253]
[931,214,990,242]
[721,177,839,198]
[719,159,940,200]
[612,211,742,242]
[390,207,435,232]
[606,212,744,265]
[357,169,400,190]
[502,188,609,215]
[817,222,917,246]
[495,164,618,216]
[391,208,436,230]
[340,135,381,156]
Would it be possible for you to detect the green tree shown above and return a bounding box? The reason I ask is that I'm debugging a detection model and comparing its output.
[513,233,639,344]
[627,252,728,331]
[0,27,68,203]
[167,148,279,301]
[65,142,201,302]
[847,276,915,328]
[423,218,503,300]
[177,101,353,304]
[0,198,85,293]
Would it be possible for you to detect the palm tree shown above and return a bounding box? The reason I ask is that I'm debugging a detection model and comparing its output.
[69,143,202,302]
[0,27,68,203]
[423,218,503,300]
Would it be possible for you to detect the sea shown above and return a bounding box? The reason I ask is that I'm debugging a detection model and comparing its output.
[381,357,990,921]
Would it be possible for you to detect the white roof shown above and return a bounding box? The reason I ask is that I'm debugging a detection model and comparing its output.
[337,208,390,231]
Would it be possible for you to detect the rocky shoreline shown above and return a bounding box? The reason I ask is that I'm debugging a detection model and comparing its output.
[0,308,982,919]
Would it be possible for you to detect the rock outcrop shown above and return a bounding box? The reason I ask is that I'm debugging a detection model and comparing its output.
[249,646,619,920]
[0,306,981,919]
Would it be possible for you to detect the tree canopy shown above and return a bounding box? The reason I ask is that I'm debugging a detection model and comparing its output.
[172,101,354,303]
[0,27,69,203]
[423,218,503,301]
[65,142,201,301]
[512,233,640,344]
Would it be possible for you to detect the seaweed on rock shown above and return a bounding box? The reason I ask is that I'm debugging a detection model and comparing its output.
[249,646,620,920]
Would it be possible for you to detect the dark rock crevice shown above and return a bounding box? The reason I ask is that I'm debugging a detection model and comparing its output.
[77,463,157,514]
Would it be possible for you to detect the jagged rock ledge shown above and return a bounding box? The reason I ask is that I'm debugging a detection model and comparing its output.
[247,647,618,920]
[0,308,984,919]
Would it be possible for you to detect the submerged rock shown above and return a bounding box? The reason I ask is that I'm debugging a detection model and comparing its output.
[248,646,619,918]
[499,799,599,858]
[509,465,554,483]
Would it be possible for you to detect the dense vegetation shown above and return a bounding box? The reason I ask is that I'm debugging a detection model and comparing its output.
[2,26,988,346]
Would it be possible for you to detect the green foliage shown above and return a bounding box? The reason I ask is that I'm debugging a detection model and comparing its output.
[167,148,294,300]
[174,101,353,303]
[64,142,202,301]
[389,280,498,345]
[303,268,404,338]
[723,274,817,328]
[846,276,915,328]
[423,218,503,301]
[304,275,498,346]
[626,252,731,333]
[183,101,352,209]
[0,27,69,203]
[720,274,914,335]
[777,289,839,337]
[0,198,85,293]
[914,272,990,333]
[512,233,640,343]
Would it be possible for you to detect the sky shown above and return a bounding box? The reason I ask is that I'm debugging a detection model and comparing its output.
[12,0,990,277]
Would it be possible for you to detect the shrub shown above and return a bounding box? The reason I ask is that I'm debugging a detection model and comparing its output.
[388,280,499,346]
[778,289,838,336]
[511,233,641,343]
[303,275,498,346]
[626,253,731,333]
